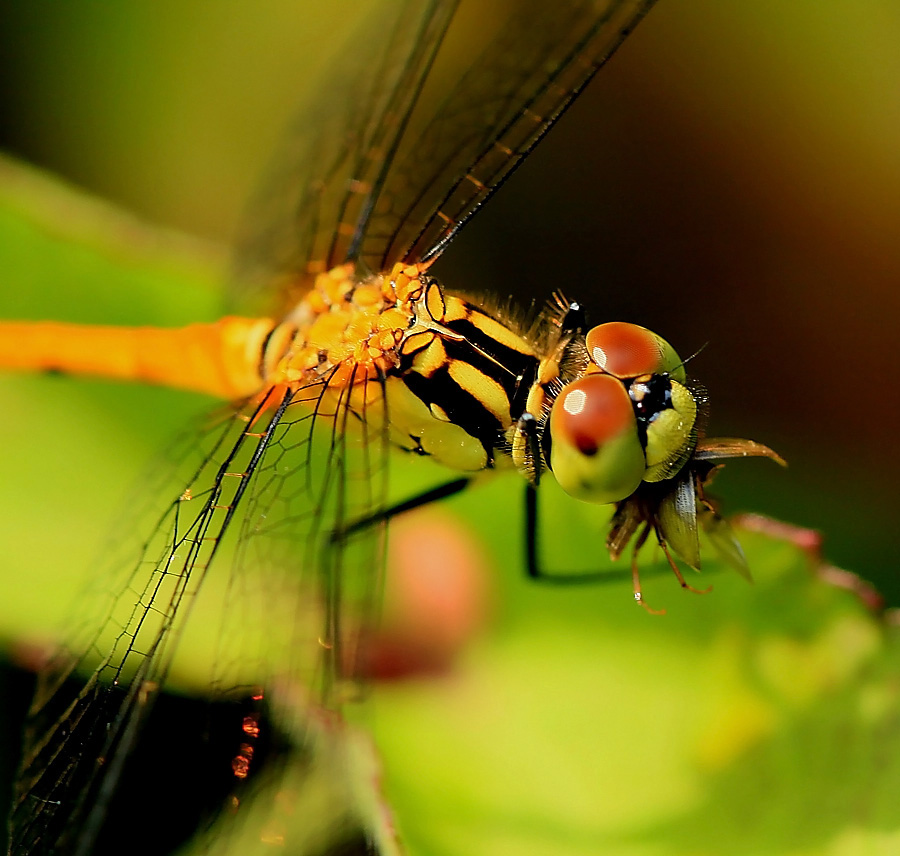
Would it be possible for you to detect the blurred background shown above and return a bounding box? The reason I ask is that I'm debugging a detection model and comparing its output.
[1,0,897,592]
[1,1,899,852]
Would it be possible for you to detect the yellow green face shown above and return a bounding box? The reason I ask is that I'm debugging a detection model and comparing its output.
[548,322,698,505]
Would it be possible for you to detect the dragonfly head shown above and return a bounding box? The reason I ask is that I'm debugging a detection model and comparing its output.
[547,322,698,505]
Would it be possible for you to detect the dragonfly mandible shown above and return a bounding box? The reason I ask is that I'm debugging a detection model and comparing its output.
[1,1,783,853]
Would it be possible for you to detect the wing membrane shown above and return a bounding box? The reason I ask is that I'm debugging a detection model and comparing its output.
[9,394,287,853]
[234,0,656,314]
[366,0,657,267]
[233,0,457,312]
[10,374,391,854]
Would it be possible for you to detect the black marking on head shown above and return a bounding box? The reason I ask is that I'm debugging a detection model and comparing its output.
[629,375,673,446]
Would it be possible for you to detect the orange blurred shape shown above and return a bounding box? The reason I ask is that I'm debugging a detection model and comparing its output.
[361,509,492,681]
[9,635,57,674]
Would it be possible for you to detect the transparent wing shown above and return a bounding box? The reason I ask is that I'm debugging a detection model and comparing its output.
[9,372,391,854]
[198,372,393,852]
[367,0,657,267]
[233,0,656,314]
[232,0,458,313]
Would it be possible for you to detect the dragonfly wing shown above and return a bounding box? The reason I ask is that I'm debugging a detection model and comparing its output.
[9,395,288,853]
[232,0,654,309]
[367,0,658,269]
[194,375,395,851]
[10,376,389,853]
[231,0,656,316]
[231,0,457,314]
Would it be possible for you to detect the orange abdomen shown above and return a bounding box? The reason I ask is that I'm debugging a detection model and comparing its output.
[0,316,276,400]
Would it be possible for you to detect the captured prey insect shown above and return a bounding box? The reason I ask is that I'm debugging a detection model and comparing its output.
[2,1,783,854]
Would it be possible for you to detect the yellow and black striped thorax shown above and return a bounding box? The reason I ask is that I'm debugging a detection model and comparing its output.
[252,264,701,493]
[257,263,544,474]
[390,276,541,471]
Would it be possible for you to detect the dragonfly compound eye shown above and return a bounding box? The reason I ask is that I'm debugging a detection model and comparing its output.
[585,322,686,384]
[548,374,646,504]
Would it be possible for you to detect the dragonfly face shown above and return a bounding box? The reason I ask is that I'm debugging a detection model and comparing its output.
[546,322,697,505]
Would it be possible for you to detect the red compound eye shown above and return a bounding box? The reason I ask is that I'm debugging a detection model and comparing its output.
[548,373,646,505]
[586,322,666,379]
[550,374,634,456]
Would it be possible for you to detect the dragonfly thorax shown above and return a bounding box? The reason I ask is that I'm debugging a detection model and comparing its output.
[272,263,541,472]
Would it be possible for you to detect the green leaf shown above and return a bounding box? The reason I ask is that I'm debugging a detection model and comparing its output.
[375,494,900,855]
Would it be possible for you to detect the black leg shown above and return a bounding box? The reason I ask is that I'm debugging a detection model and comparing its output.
[516,408,627,585]
[524,482,631,585]
[331,477,473,543]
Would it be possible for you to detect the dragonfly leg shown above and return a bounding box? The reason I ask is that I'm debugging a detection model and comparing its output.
[518,407,628,586]
[331,477,473,543]
[630,524,665,614]
[524,482,630,586]
[656,531,713,596]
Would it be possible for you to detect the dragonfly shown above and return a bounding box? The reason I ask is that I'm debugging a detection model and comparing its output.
[1,1,784,853]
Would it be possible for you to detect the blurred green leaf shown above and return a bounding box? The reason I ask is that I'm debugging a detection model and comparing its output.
[375,507,900,856]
